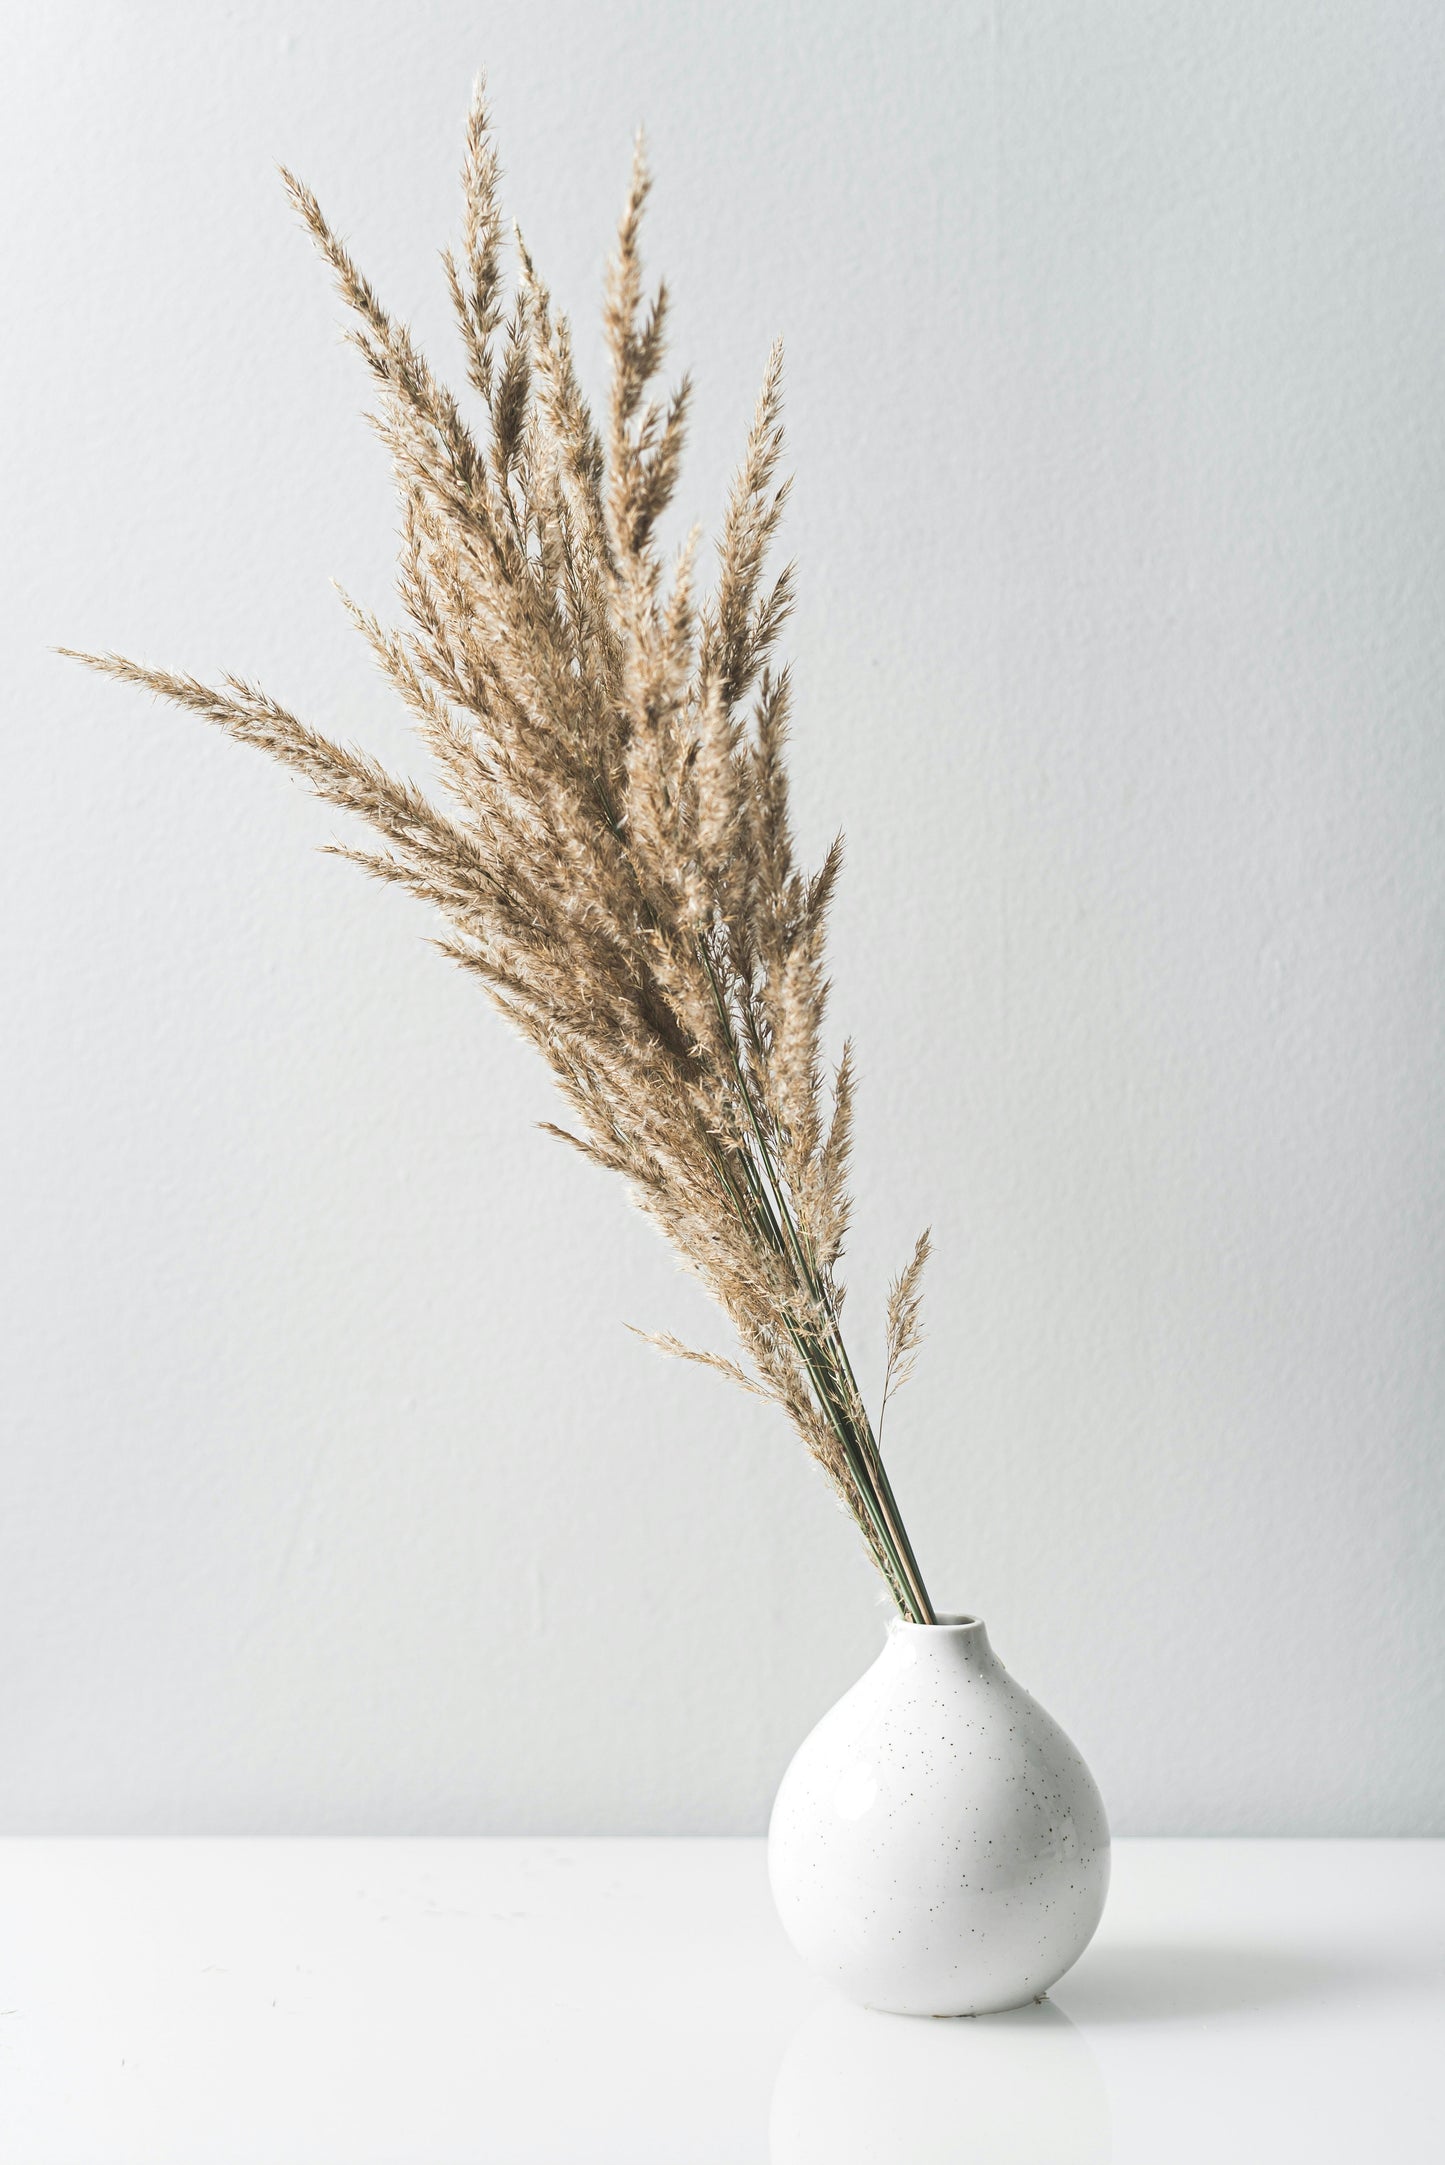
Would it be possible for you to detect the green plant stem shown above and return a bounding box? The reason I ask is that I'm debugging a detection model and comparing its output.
[697,941,935,1622]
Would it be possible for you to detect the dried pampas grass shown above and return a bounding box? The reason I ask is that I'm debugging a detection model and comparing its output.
[66,84,936,1620]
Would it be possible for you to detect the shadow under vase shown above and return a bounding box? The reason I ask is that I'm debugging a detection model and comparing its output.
[1052,1938,1381,2024]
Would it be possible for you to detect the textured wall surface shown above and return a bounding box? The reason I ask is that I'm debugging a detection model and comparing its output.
[3,0,1442,1834]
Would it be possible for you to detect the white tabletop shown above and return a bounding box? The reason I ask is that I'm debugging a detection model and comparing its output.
[0,1837,1437,2162]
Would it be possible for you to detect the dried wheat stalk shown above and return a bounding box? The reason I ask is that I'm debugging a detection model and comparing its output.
[66,84,936,1619]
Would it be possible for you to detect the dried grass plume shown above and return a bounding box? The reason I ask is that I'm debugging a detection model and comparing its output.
[65,83,937,1620]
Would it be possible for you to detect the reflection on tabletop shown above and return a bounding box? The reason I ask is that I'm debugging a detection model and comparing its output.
[770,1994,1109,2165]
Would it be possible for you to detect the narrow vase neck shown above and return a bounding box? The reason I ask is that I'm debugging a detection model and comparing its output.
[885,1614,995,1675]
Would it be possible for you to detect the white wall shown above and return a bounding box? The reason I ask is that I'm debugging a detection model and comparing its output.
[3,0,1442,1835]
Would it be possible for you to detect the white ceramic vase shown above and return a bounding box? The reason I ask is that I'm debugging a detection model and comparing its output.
[768,1616,1109,2016]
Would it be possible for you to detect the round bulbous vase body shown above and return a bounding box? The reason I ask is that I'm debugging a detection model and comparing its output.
[768,1616,1109,2016]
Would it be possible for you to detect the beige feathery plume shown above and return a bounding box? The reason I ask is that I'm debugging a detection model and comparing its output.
[64,78,937,1621]
[881,1230,933,1438]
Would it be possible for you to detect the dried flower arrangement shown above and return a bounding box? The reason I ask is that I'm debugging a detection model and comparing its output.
[68,85,937,1622]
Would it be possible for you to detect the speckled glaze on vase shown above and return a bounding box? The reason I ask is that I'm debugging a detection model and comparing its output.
[768,1616,1109,2016]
